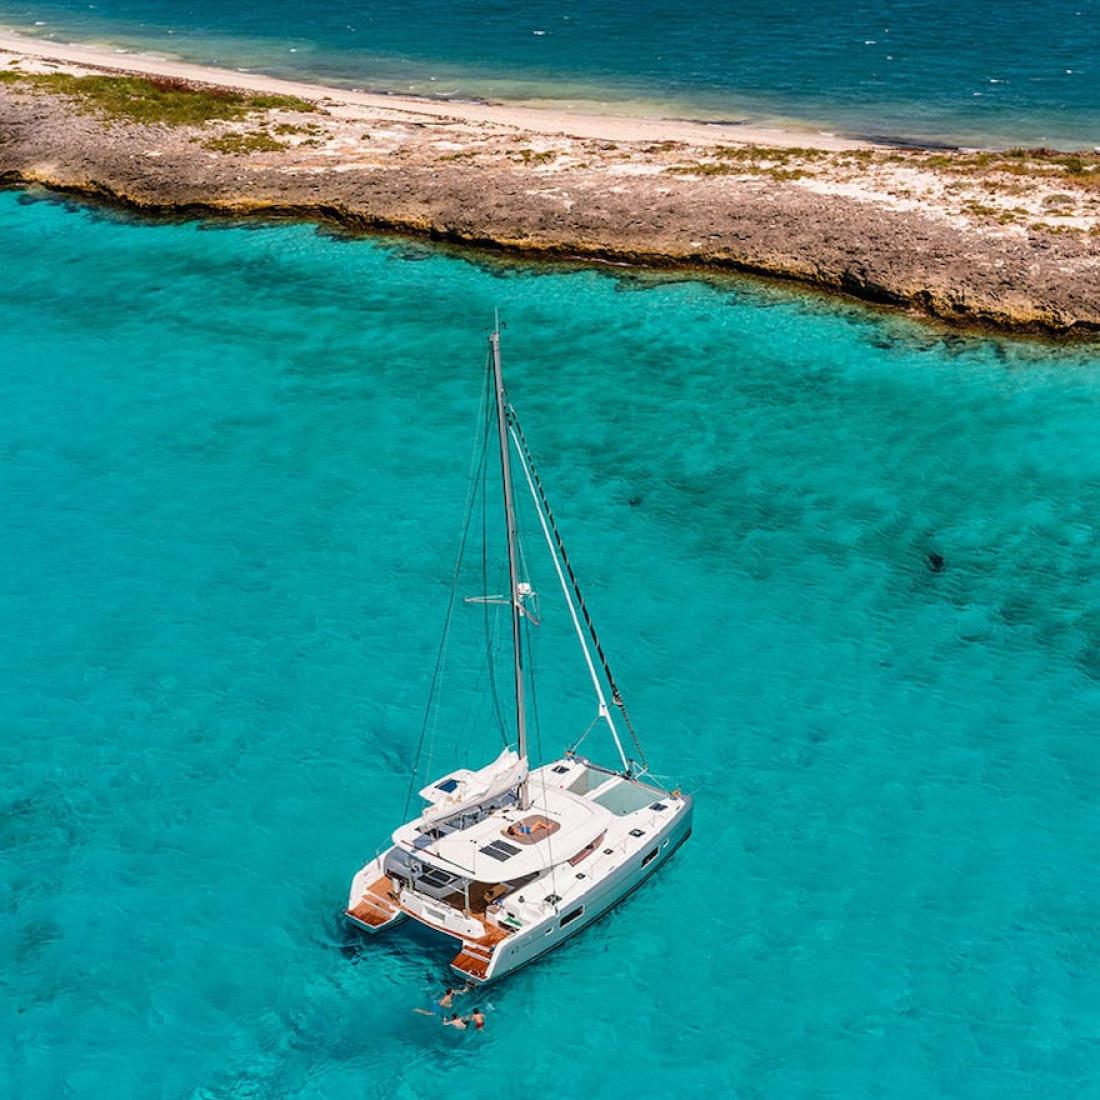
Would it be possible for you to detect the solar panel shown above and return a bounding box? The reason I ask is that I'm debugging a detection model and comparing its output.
[479,839,521,861]
[419,868,454,889]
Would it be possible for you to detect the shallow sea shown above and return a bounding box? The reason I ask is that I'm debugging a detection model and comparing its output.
[2,0,1099,146]
[2,189,1100,1098]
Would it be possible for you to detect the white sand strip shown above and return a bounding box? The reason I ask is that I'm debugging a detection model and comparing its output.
[0,27,870,151]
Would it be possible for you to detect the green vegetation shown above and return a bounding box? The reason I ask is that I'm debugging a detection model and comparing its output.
[663,143,827,181]
[667,161,739,176]
[768,167,808,181]
[515,148,557,165]
[667,158,807,180]
[272,121,324,135]
[0,71,315,125]
[903,147,1100,190]
[712,144,825,162]
[961,201,1000,217]
[200,130,286,154]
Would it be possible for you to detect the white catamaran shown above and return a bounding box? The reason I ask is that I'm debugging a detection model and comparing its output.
[345,323,692,984]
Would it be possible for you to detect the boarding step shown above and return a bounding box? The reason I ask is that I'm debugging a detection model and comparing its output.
[451,939,497,980]
[347,878,400,928]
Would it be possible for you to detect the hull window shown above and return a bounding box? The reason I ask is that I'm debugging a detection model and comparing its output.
[642,847,659,867]
[560,906,585,928]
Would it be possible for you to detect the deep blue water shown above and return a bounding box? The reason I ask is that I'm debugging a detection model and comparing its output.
[3,189,1100,1097]
[3,0,1099,146]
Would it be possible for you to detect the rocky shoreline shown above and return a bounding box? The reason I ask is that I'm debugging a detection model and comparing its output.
[2,40,1099,336]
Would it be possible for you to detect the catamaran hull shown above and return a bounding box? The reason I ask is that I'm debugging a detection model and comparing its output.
[346,910,407,935]
[453,798,692,984]
[344,853,407,934]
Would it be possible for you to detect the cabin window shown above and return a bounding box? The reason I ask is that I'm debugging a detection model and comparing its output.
[560,906,584,928]
[642,848,659,867]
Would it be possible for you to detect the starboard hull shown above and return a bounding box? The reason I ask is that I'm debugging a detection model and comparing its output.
[451,797,692,984]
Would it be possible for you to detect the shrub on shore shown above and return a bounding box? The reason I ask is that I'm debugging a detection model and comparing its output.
[199,130,287,154]
[0,71,315,125]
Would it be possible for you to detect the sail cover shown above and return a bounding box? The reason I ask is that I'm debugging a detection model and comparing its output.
[420,749,527,824]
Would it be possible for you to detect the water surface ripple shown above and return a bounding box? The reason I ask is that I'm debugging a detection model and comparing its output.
[2,0,1099,145]
[1,192,1099,1098]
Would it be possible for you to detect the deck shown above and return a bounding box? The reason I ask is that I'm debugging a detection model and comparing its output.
[350,872,511,979]
[346,874,400,928]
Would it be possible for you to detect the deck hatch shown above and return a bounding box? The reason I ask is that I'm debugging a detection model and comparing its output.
[629,828,646,838]
[650,802,668,812]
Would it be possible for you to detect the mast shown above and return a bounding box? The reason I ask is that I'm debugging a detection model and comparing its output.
[490,322,530,809]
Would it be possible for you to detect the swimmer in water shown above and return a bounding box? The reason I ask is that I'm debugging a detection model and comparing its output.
[469,1007,486,1031]
[442,1014,467,1030]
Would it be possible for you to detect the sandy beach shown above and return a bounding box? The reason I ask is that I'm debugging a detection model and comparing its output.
[2,28,1099,334]
[0,29,867,152]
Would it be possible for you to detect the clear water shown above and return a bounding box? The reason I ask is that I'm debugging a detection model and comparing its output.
[3,189,1100,1097]
[3,0,1099,147]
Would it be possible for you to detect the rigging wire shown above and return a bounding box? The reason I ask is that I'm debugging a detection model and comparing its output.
[508,408,649,774]
[401,360,493,819]
[481,356,510,747]
[523,608,558,900]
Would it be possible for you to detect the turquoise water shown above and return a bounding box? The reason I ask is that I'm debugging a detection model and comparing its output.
[3,0,1099,147]
[3,188,1100,1097]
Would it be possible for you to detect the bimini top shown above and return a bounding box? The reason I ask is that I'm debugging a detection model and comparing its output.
[393,785,613,883]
